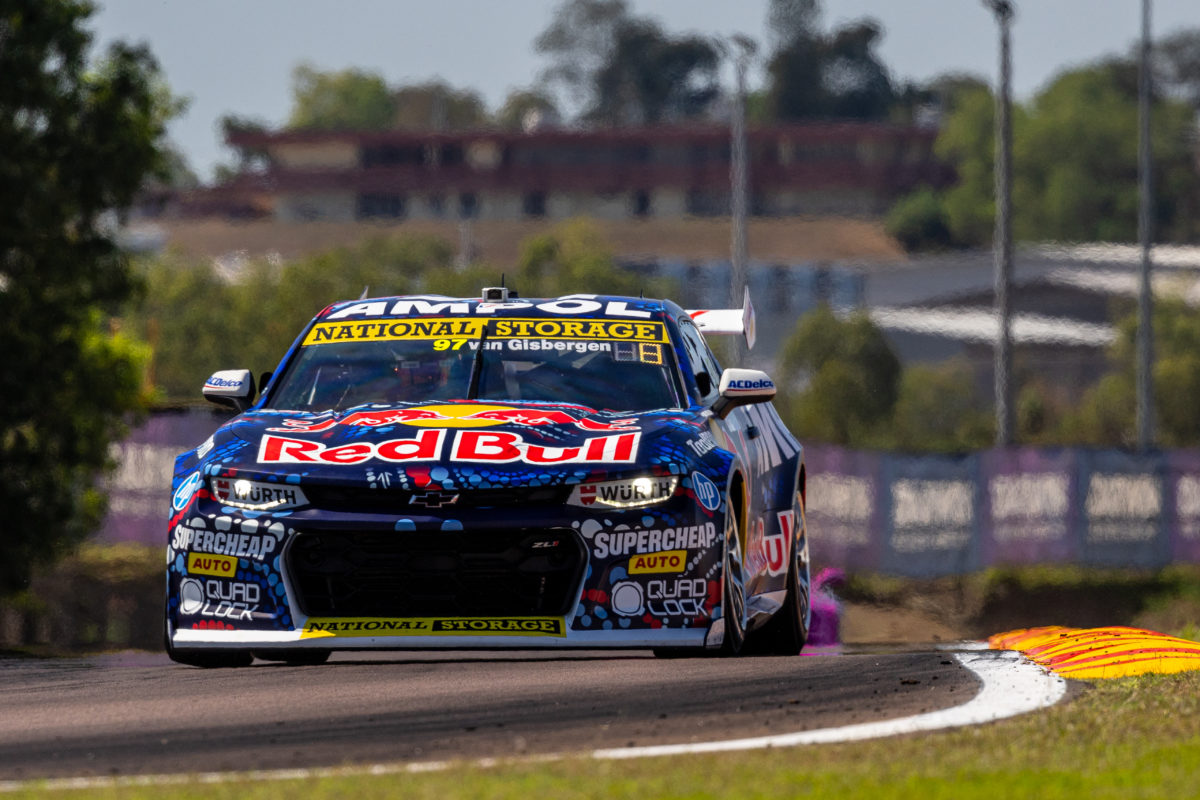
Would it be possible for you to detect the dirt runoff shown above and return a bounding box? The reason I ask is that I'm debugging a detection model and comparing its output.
[840,602,969,644]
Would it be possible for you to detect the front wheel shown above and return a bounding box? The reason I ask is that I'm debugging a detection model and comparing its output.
[746,496,810,655]
[719,508,748,656]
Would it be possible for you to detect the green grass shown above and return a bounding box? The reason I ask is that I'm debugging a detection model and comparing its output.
[9,671,1200,799]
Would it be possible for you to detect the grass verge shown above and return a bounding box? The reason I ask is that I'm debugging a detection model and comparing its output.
[7,671,1200,799]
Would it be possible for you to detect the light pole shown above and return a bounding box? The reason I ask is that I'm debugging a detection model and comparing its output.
[728,34,756,362]
[1136,0,1155,451]
[983,0,1015,446]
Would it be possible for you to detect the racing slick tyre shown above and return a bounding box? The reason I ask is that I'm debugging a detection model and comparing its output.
[746,526,809,655]
[719,508,748,656]
[254,649,331,666]
[745,490,810,655]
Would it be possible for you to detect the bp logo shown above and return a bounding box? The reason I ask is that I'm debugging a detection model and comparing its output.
[691,471,721,512]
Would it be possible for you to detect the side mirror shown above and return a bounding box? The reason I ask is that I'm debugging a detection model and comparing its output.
[203,369,256,412]
[712,368,776,419]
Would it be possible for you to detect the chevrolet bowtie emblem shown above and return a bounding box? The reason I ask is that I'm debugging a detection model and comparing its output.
[409,491,460,508]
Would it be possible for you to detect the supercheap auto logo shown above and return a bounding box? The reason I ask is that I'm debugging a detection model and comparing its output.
[302,318,668,345]
[300,617,566,638]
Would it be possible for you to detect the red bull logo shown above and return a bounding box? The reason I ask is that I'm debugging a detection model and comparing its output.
[257,429,641,466]
[267,404,637,432]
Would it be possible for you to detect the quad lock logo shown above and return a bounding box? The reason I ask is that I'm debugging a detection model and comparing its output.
[610,578,708,618]
[178,578,260,621]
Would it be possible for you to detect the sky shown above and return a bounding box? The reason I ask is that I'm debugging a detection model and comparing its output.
[88,1,1199,182]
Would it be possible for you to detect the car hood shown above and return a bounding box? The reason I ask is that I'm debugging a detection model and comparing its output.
[198,401,708,488]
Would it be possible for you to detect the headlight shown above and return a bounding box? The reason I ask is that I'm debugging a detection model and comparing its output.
[210,476,308,510]
[567,475,679,509]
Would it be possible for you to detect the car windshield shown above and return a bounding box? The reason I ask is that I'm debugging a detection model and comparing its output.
[266,316,683,413]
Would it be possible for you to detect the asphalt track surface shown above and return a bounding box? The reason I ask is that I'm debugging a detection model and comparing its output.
[0,647,981,782]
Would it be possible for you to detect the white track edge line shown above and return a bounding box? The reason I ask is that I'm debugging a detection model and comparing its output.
[0,649,1066,792]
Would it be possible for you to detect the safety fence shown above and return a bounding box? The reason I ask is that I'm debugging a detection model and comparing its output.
[806,445,1199,577]
[101,410,1200,577]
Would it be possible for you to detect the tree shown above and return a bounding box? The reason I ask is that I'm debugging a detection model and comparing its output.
[590,22,719,125]
[1050,298,1200,448]
[131,235,455,402]
[924,60,1199,247]
[287,63,396,131]
[495,89,561,131]
[513,218,665,297]
[535,0,630,118]
[884,187,953,252]
[535,0,721,125]
[931,82,1002,247]
[0,0,173,595]
[216,113,272,177]
[766,0,821,50]
[889,360,992,452]
[1152,27,1200,109]
[819,21,894,120]
[776,305,901,445]
[764,1,895,122]
[391,81,488,131]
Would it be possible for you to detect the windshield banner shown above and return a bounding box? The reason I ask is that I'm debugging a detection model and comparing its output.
[302,318,669,346]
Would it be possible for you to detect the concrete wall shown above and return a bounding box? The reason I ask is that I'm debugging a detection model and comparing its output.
[276,191,356,222]
[273,141,359,170]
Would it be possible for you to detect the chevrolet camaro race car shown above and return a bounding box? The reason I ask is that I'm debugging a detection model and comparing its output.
[166,288,809,667]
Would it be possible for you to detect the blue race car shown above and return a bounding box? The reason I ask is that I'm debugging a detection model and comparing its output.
[166,288,809,666]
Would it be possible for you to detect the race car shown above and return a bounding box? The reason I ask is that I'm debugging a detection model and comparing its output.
[166,288,809,666]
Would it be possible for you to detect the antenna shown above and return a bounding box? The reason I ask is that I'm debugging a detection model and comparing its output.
[358,286,370,300]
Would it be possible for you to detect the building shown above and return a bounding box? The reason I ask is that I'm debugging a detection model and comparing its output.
[198,123,951,224]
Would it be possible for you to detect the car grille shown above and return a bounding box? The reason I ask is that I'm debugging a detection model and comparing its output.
[286,527,587,617]
[302,485,571,513]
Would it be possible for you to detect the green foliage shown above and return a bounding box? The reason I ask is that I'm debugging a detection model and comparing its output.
[889,360,992,452]
[777,305,901,445]
[514,218,665,298]
[933,83,1001,247]
[1044,298,1200,448]
[933,60,1200,246]
[129,235,454,401]
[126,220,669,404]
[0,0,172,596]
[287,63,396,131]
[884,188,954,252]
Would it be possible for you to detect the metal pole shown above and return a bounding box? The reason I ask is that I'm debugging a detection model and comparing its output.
[729,35,755,362]
[1137,0,1155,451]
[985,1,1015,446]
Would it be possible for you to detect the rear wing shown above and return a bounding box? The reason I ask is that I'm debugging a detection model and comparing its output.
[687,287,757,350]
